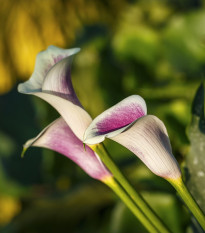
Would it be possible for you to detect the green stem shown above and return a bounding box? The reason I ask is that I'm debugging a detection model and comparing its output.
[104,177,158,233]
[167,177,205,230]
[92,143,171,233]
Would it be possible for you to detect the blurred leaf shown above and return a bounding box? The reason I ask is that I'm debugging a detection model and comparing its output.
[0,131,17,157]
[113,25,159,67]
[1,182,113,233]
[185,82,205,212]
[110,201,148,233]
[186,217,205,233]
[0,88,43,194]
[163,11,205,75]
[143,192,187,233]
[110,191,186,233]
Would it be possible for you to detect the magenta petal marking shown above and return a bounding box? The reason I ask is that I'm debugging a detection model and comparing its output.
[96,104,145,135]
[38,46,80,79]
[53,55,64,64]
[84,95,147,144]
[18,46,80,94]
[29,118,111,181]
[43,59,74,96]
[42,51,81,106]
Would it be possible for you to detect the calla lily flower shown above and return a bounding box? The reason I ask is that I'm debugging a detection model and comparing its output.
[18,46,91,141]
[18,46,111,181]
[23,117,111,180]
[84,96,182,180]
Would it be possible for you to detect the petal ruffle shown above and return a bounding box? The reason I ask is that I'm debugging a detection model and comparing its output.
[24,117,112,181]
[112,115,181,180]
[84,95,147,144]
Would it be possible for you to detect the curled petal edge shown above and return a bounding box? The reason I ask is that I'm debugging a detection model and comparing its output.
[84,95,147,145]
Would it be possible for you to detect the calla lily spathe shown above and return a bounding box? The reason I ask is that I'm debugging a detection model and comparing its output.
[23,117,110,180]
[18,46,91,141]
[18,46,111,181]
[84,96,182,180]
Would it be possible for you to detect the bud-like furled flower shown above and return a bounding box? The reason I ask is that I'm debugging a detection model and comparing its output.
[84,95,181,180]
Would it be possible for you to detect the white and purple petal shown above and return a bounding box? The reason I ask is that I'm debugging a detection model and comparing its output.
[29,90,92,140]
[24,118,112,181]
[18,46,91,140]
[84,95,147,144]
[18,46,80,95]
[112,115,181,180]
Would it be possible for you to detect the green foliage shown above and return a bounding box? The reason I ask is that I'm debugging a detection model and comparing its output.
[185,83,205,212]
[1,182,113,233]
[110,191,187,233]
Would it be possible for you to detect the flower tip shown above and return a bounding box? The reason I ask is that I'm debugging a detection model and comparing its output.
[71,47,81,54]
[17,82,35,94]
[21,138,36,158]
[21,146,28,158]
[17,83,23,93]
[47,45,81,57]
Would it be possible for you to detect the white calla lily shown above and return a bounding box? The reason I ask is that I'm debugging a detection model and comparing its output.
[18,46,91,140]
[84,96,181,180]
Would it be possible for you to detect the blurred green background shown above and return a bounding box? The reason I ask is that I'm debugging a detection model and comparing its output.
[0,0,205,232]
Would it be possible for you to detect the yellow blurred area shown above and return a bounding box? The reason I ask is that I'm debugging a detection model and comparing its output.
[0,0,126,94]
[0,196,21,226]
[9,1,66,79]
[0,57,12,94]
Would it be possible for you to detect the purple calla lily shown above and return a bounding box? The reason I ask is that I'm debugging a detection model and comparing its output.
[18,46,111,181]
[23,117,111,180]
[84,96,181,180]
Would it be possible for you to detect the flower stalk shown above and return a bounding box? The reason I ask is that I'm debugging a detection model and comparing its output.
[103,176,159,233]
[90,143,171,233]
[167,177,205,230]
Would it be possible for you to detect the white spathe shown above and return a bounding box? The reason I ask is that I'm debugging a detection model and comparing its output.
[84,95,181,180]
[18,46,91,140]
